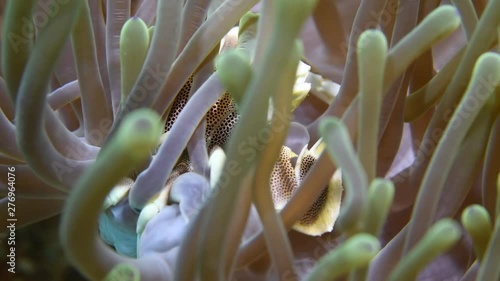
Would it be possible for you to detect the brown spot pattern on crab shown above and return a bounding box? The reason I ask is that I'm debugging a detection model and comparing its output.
[162,76,343,237]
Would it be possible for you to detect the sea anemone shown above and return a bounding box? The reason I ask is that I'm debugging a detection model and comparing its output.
[1,0,500,280]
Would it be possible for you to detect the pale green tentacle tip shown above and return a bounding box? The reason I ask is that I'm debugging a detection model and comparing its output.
[319,116,367,234]
[421,218,461,247]
[120,17,150,55]
[461,205,492,232]
[238,12,259,37]
[368,178,394,204]
[472,52,500,78]
[476,214,500,281]
[237,12,259,58]
[216,49,252,104]
[470,52,500,107]
[121,17,149,41]
[461,204,492,261]
[364,179,394,236]
[306,233,380,281]
[103,263,140,281]
[318,116,342,137]
[120,17,150,103]
[318,117,346,169]
[424,5,461,35]
[318,116,352,171]
[389,219,461,281]
[357,29,388,56]
[357,29,387,97]
[114,109,162,159]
